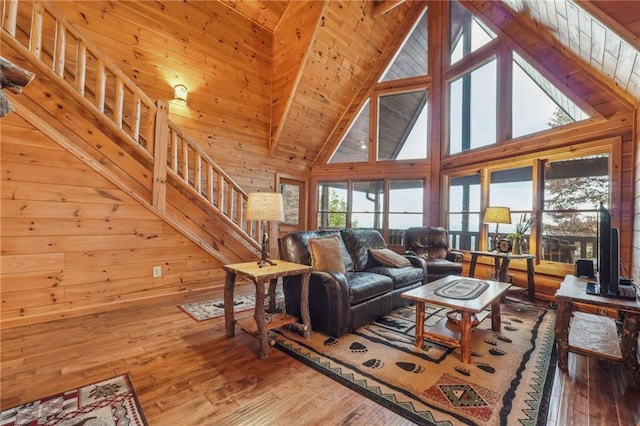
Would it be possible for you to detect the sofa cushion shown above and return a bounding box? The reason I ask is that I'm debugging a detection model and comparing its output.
[341,228,387,271]
[309,235,346,273]
[367,265,425,289]
[369,248,411,268]
[424,258,464,276]
[344,271,394,304]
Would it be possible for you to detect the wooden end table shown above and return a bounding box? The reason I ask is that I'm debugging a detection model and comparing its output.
[223,260,312,359]
[555,275,640,386]
[401,275,511,364]
[469,250,536,300]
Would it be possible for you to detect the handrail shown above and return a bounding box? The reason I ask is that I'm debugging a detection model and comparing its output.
[1,0,260,250]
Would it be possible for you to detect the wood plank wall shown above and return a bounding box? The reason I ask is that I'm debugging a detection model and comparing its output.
[50,0,308,194]
[0,114,229,328]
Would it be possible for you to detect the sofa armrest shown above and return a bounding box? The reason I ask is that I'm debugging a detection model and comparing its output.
[283,270,352,337]
[446,250,464,263]
[404,254,428,285]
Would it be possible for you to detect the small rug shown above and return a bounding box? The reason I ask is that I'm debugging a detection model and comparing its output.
[0,373,147,426]
[179,289,284,321]
[434,278,489,300]
[274,299,556,425]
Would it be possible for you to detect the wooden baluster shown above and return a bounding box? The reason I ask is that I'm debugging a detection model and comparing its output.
[132,93,141,142]
[54,22,65,77]
[95,60,106,112]
[114,78,124,128]
[4,0,18,36]
[181,139,189,183]
[207,165,215,205]
[75,42,86,95]
[217,174,224,214]
[171,131,178,172]
[195,152,202,194]
[30,2,43,59]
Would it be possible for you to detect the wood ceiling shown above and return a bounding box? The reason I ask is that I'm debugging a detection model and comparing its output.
[221,0,638,166]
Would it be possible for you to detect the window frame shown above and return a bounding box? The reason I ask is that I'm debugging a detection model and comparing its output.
[442,137,622,276]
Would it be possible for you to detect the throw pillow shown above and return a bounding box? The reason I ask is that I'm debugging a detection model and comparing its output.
[369,248,411,268]
[309,235,346,273]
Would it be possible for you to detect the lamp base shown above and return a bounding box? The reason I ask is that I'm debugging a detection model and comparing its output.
[257,231,276,268]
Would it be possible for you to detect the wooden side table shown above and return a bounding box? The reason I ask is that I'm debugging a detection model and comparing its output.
[223,260,312,359]
[468,250,536,300]
[555,275,640,387]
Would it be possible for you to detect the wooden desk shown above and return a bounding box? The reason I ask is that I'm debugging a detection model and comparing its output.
[555,275,640,386]
[223,261,312,359]
[468,250,536,300]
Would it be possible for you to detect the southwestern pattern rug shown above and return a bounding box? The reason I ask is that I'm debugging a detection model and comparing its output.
[274,299,556,426]
[0,374,147,426]
[179,289,284,321]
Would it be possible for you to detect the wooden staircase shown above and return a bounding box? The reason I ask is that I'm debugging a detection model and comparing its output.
[1,0,262,265]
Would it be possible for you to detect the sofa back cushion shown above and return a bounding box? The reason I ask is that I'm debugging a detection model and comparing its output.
[405,226,450,260]
[279,230,355,271]
[340,228,387,271]
[308,235,346,273]
[369,248,411,268]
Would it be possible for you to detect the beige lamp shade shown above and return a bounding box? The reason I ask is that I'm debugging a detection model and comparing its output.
[483,206,512,224]
[246,193,284,222]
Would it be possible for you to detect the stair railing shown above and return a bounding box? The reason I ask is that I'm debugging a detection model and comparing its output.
[1,0,260,248]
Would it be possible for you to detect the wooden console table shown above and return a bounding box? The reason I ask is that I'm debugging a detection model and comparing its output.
[555,275,640,386]
[223,260,312,359]
[468,250,536,300]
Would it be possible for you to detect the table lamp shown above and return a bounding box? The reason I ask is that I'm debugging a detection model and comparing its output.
[483,206,511,251]
[246,192,284,267]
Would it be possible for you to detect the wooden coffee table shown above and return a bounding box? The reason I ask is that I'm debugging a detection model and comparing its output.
[401,275,511,363]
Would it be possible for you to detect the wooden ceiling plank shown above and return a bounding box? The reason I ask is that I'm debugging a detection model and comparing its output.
[464,1,633,116]
[579,1,640,53]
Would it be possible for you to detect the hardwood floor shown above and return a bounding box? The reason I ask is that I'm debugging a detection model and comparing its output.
[1,286,639,425]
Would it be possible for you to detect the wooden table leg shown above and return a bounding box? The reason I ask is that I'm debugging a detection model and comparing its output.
[468,253,479,278]
[491,298,501,331]
[415,301,425,349]
[300,271,311,339]
[555,299,571,370]
[621,312,640,386]
[253,279,269,359]
[224,271,236,338]
[498,258,511,282]
[267,278,278,313]
[526,258,535,300]
[460,311,472,363]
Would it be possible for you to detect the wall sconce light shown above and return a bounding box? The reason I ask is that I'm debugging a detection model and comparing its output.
[173,84,188,104]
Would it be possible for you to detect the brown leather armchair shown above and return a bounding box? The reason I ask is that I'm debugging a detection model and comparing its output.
[405,226,463,282]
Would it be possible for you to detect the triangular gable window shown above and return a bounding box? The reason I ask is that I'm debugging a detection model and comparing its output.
[450,1,495,65]
[329,100,369,164]
[380,8,428,82]
[512,53,588,138]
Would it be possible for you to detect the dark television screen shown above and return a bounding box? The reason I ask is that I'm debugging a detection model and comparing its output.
[597,203,611,292]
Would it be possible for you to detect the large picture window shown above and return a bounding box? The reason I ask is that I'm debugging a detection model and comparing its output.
[447,174,481,251]
[448,59,497,154]
[444,145,615,271]
[317,179,425,245]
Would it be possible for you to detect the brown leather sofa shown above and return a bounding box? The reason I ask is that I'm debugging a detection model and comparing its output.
[278,228,426,337]
[405,226,463,282]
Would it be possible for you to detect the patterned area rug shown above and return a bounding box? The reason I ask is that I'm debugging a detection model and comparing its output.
[0,374,147,426]
[179,289,284,321]
[274,299,556,425]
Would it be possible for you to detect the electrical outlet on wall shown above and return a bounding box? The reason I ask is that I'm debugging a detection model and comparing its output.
[152,266,162,278]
